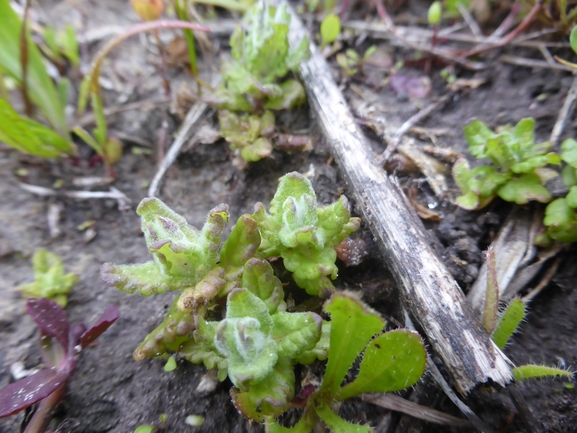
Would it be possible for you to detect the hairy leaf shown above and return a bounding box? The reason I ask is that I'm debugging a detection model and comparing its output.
[513,365,573,381]
[180,317,227,377]
[492,298,525,349]
[321,292,384,395]
[315,402,372,433]
[101,262,191,295]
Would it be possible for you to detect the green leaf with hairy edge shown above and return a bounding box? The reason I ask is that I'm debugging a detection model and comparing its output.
[241,137,273,162]
[220,216,260,269]
[296,321,330,365]
[566,186,577,208]
[513,365,573,381]
[241,258,286,314]
[133,296,195,360]
[230,360,294,422]
[17,249,78,307]
[0,0,70,140]
[180,317,227,378]
[268,409,316,433]
[482,247,499,334]
[100,262,192,296]
[452,158,472,193]
[286,35,310,71]
[203,85,252,112]
[264,79,306,110]
[463,119,494,158]
[497,174,551,204]
[315,402,372,433]
[272,311,322,359]
[467,166,510,197]
[320,292,384,395]
[320,14,341,48]
[561,138,577,167]
[544,198,577,242]
[0,97,71,158]
[215,289,277,389]
[561,165,577,188]
[337,329,426,400]
[137,198,228,279]
[492,298,525,349]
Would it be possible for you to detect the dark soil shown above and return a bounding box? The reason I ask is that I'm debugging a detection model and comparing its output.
[1,1,576,432]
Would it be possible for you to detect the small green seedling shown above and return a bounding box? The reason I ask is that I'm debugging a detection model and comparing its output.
[204,3,310,162]
[17,249,78,308]
[482,250,573,382]
[453,118,561,210]
[427,2,442,26]
[336,45,376,77]
[267,292,426,432]
[320,14,340,49]
[43,24,80,68]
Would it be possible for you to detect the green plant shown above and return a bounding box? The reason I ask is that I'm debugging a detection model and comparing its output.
[482,249,573,382]
[320,14,340,49]
[203,3,310,162]
[16,249,79,308]
[0,0,75,157]
[453,118,561,210]
[336,46,376,77]
[43,24,80,68]
[267,292,426,432]
[99,173,423,430]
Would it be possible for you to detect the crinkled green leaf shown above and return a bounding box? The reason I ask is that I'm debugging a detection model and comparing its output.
[315,402,372,433]
[100,262,191,296]
[561,138,577,167]
[17,249,78,308]
[544,198,577,242]
[264,79,306,110]
[241,137,273,162]
[463,119,494,158]
[271,311,322,359]
[513,364,574,381]
[203,85,252,111]
[337,329,426,399]
[231,360,294,422]
[486,135,515,170]
[241,258,285,314]
[137,198,228,279]
[296,321,330,365]
[219,110,262,148]
[492,298,525,349]
[177,269,227,312]
[180,317,227,377]
[219,215,260,270]
[497,173,551,205]
[467,165,510,197]
[321,292,384,395]
[133,296,195,360]
[215,289,277,388]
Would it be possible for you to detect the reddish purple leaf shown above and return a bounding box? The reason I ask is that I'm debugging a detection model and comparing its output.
[0,369,69,417]
[80,305,119,348]
[26,298,69,352]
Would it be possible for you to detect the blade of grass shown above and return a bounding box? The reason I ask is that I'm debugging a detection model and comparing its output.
[175,0,198,76]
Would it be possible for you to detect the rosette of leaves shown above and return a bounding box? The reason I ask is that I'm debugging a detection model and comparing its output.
[268,292,427,432]
[101,198,261,359]
[542,138,577,243]
[182,258,327,421]
[253,172,361,296]
[17,249,78,308]
[204,2,310,161]
[454,118,561,210]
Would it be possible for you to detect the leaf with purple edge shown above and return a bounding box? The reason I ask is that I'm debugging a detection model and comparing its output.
[26,298,70,352]
[80,305,120,349]
[0,369,69,417]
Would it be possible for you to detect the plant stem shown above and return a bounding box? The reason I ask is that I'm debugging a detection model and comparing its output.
[152,28,171,96]
[23,383,66,433]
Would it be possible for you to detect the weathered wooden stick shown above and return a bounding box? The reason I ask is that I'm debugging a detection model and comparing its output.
[284,4,512,394]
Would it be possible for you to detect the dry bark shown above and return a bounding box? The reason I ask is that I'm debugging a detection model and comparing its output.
[284,4,513,394]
